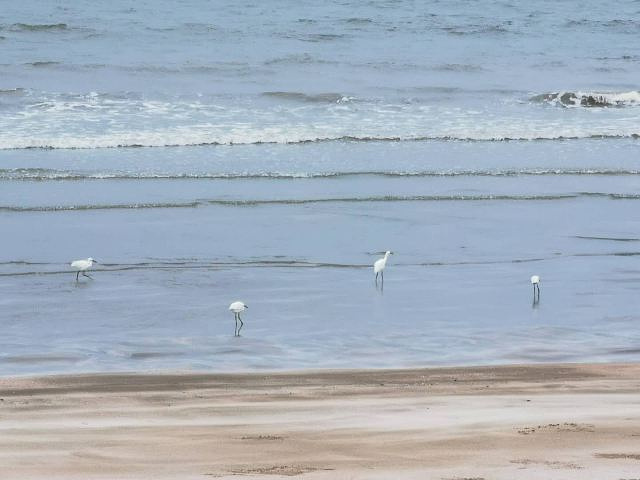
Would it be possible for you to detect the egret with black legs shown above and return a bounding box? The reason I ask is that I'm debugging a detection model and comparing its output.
[374,251,393,286]
[229,301,248,336]
[71,258,98,281]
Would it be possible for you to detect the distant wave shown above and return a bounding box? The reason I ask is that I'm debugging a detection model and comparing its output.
[145,22,218,33]
[277,32,350,42]
[25,61,61,67]
[564,19,640,33]
[531,91,640,107]
[574,235,640,242]
[0,88,26,95]
[442,24,511,36]
[343,17,373,25]
[264,53,338,66]
[2,168,639,181]
[26,61,260,75]
[430,63,484,72]
[9,23,68,31]
[5,62,255,74]
[261,91,354,103]
[596,54,640,62]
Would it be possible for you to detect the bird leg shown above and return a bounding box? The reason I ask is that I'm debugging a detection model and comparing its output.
[234,313,238,336]
[375,272,378,285]
[237,314,243,336]
[76,271,80,281]
[82,272,93,279]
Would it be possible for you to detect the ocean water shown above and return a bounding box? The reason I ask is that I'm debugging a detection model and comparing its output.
[1,0,639,375]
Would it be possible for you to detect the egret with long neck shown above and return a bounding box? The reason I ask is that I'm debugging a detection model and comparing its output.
[374,251,393,285]
[70,257,98,281]
[229,301,248,336]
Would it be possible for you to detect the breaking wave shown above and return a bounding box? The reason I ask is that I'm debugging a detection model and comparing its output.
[531,91,640,107]
[1,87,640,150]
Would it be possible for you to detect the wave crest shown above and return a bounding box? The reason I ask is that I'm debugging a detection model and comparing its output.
[1,133,638,150]
[261,91,354,103]
[9,23,68,32]
[531,91,640,107]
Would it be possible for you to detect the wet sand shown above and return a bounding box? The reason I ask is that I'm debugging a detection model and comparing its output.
[1,363,640,479]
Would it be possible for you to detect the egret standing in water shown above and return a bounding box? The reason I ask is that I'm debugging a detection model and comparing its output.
[71,257,98,281]
[374,251,393,286]
[531,275,541,302]
[229,301,248,336]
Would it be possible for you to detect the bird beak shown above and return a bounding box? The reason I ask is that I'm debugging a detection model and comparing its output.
[245,305,248,308]
[93,260,99,264]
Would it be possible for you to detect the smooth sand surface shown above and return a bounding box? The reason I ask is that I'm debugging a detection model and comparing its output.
[1,364,640,479]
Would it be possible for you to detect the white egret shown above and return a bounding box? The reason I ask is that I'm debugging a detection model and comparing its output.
[229,301,248,336]
[531,275,540,302]
[70,257,98,281]
[374,251,393,285]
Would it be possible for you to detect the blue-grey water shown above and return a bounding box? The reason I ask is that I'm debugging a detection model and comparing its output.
[1,0,639,375]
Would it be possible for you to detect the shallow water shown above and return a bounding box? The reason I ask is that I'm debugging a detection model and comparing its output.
[0,0,639,375]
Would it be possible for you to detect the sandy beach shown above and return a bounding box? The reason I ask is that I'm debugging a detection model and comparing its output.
[1,363,639,479]
[3,2,640,478]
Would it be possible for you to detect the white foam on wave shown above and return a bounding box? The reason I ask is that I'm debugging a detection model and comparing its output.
[1,91,639,149]
[534,90,640,108]
[598,91,640,104]
[1,126,639,149]
[2,168,638,181]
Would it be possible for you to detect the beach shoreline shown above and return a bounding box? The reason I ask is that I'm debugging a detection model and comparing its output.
[2,363,640,479]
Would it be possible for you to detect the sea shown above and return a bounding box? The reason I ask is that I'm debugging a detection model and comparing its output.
[1,0,639,375]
